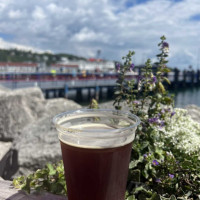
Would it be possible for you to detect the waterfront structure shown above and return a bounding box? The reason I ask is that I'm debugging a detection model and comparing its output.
[0,57,115,74]
[0,62,38,73]
[49,64,79,73]
[0,70,199,100]
[59,57,115,72]
[84,58,115,72]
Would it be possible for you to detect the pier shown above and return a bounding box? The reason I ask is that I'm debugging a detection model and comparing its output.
[0,70,199,100]
[0,78,117,100]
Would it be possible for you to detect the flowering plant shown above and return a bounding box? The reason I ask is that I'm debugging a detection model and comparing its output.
[113,36,200,199]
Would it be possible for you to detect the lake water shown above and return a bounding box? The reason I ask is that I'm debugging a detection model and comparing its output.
[60,86,200,108]
[172,86,200,108]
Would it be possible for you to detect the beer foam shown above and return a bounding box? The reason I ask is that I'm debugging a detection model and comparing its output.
[59,123,135,149]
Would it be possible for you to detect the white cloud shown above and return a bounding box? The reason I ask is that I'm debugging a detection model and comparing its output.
[32,6,46,20]
[47,3,58,12]
[8,10,23,19]
[71,27,109,43]
[0,0,200,69]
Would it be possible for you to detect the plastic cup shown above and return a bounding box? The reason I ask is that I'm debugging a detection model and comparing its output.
[53,109,140,200]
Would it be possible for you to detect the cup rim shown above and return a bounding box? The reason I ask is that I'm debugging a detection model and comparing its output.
[53,109,141,136]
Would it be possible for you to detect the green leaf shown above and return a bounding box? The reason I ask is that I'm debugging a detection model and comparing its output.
[163,77,171,85]
[158,82,165,93]
[162,96,173,105]
[162,68,171,73]
[160,196,172,200]
[129,160,140,169]
[156,71,162,75]
[141,141,150,150]
[169,195,176,200]
[128,169,141,182]
[114,90,121,95]
[149,193,161,200]
[133,186,147,194]
[47,163,56,176]
[160,35,166,40]
[89,98,99,109]
[126,195,136,200]
[142,165,149,179]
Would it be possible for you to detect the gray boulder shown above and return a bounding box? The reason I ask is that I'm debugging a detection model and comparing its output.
[45,98,82,116]
[0,87,45,140]
[0,141,13,179]
[13,98,82,176]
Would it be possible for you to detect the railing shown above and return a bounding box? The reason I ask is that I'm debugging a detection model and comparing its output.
[0,78,118,90]
[0,70,200,91]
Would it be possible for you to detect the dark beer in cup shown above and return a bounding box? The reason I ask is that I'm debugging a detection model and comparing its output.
[53,109,140,200]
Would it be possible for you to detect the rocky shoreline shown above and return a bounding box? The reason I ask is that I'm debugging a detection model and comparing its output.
[0,87,81,179]
[0,86,199,180]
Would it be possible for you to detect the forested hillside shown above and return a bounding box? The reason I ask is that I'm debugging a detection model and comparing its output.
[0,49,86,65]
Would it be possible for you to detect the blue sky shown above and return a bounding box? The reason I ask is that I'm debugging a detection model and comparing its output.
[0,0,200,69]
[190,14,200,21]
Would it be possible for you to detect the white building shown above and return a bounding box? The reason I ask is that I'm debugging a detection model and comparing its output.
[49,64,79,73]
[59,57,115,72]
[0,62,38,73]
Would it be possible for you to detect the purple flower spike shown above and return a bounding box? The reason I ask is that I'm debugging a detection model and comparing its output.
[143,154,148,159]
[161,109,165,114]
[155,178,161,183]
[169,174,174,179]
[152,160,159,166]
[149,117,159,124]
[164,108,171,112]
[152,76,157,83]
[160,120,165,128]
[171,111,176,117]
[162,42,169,49]
[133,100,140,105]
[137,75,143,81]
[130,63,135,71]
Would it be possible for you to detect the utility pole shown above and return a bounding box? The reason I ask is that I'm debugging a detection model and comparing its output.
[96,50,101,59]
[197,48,200,71]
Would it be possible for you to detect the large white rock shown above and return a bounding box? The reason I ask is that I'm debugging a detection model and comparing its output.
[0,86,82,178]
[0,87,46,140]
[13,97,82,177]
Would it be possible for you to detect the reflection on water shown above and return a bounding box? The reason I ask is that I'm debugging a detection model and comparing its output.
[171,86,200,108]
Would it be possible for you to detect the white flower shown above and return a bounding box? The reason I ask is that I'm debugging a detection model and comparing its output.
[161,108,200,154]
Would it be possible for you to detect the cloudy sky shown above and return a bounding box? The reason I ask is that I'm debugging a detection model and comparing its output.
[0,0,200,69]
